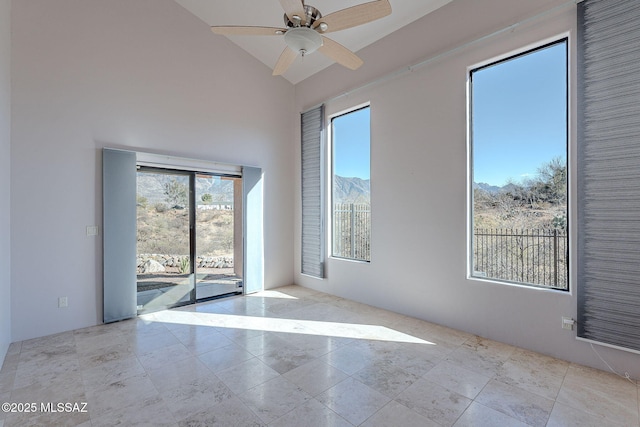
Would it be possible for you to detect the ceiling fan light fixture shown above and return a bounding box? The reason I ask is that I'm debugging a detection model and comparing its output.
[284,27,323,55]
[211,0,391,75]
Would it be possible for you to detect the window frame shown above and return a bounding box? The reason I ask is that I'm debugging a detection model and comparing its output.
[328,103,372,263]
[467,37,570,291]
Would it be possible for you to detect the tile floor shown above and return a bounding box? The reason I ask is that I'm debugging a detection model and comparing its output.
[0,285,638,427]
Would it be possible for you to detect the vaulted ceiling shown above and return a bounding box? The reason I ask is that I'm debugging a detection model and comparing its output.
[174,0,453,84]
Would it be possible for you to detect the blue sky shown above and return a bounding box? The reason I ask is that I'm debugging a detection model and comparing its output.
[330,41,566,186]
[332,107,370,180]
[472,41,567,186]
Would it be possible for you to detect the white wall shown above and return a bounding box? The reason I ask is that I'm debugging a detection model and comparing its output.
[0,0,11,363]
[295,0,640,378]
[10,0,295,341]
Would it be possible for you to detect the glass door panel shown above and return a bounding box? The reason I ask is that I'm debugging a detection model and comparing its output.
[195,175,243,299]
[136,169,194,312]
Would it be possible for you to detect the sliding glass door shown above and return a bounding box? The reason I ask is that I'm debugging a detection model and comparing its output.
[195,174,243,299]
[135,168,243,313]
[136,169,194,312]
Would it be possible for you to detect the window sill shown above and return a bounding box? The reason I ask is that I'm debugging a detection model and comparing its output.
[468,275,569,293]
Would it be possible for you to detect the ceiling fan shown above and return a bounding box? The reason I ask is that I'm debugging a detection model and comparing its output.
[211,0,392,76]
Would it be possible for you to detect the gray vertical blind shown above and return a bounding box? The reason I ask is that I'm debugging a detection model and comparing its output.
[103,149,138,323]
[301,105,325,278]
[243,166,264,294]
[577,0,640,351]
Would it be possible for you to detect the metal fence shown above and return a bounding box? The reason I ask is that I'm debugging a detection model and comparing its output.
[473,228,568,289]
[333,203,371,261]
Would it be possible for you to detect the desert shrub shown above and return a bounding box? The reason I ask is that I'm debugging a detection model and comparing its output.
[169,215,188,229]
[178,258,190,274]
[164,179,188,208]
[137,196,148,208]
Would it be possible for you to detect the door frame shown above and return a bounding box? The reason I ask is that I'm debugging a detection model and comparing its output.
[103,148,263,322]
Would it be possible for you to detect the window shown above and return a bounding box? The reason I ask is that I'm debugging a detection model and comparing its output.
[331,106,371,261]
[469,39,568,290]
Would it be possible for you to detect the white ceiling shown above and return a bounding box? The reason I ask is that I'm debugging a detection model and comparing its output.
[174,0,454,84]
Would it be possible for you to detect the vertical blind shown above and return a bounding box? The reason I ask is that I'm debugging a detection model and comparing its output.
[242,166,264,294]
[103,149,138,323]
[577,0,640,351]
[301,105,325,278]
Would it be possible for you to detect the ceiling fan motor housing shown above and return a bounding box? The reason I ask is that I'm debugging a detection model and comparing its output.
[284,4,322,28]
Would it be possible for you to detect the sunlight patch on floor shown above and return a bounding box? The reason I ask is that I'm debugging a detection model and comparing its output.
[147,309,435,345]
[248,290,298,300]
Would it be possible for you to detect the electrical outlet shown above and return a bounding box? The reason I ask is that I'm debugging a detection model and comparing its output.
[86,226,99,236]
[562,316,574,330]
[58,297,68,308]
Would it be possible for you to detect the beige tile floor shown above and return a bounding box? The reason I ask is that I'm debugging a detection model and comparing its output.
[0,285,638,427]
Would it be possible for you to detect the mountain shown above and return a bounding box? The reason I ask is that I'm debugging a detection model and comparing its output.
[333,176,370,204]
[473,182,521,195]
[473,182,502,194]
[137,172,234,205]
[138,173,371,206]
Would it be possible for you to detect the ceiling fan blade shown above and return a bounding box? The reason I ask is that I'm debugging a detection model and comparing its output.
[279,0,306,23]
[318,37,363,70]
[273,47,298,76]
[314,0,391,33]
[211,26,286,36]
